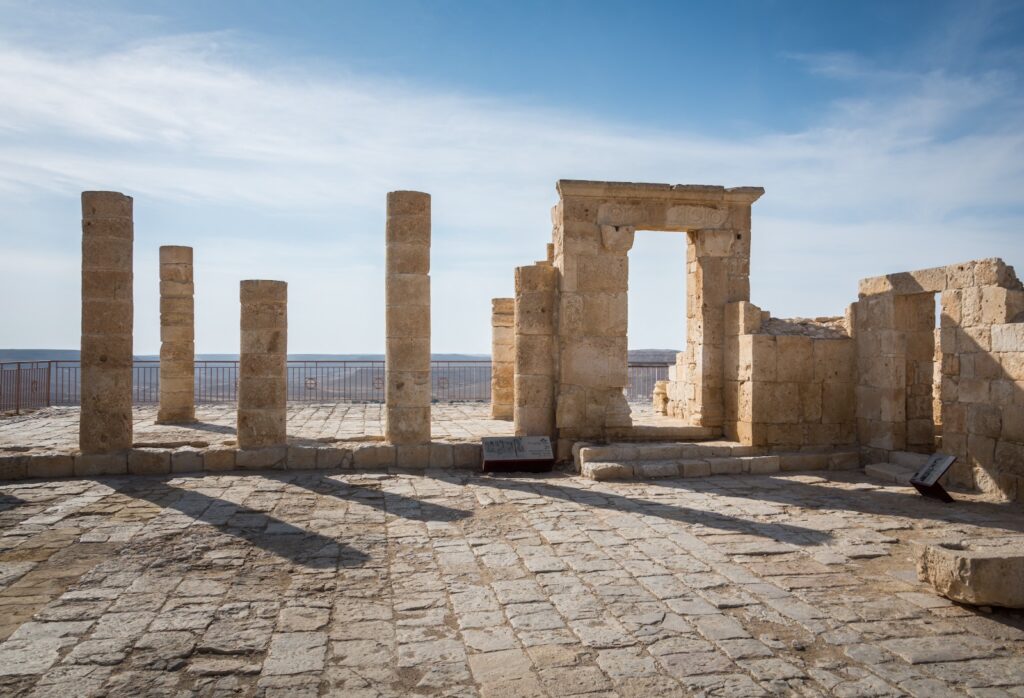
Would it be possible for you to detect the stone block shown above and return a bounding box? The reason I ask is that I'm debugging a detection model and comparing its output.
[128,448,171,475]
[967,403,1002,439]
[316,447,350,469]
[201,447,234,471]
[74,452,128,476]
[287,445,319,470]
[395,444,430,469]
[709,457,743,475]
[453,443,482,469]
[171,447,204,473]
[582,462,634,481]
[992,323,1024,352]
[429,443,454,468]
[916,539,1024,608]
[680,460,711,478]
[599,224,634,253]
[235,446,287,469]
[27,454,74,479]
[746,456,781,474]
[353,444,396,468]
[775,336,813,382]
[0,455,25,480]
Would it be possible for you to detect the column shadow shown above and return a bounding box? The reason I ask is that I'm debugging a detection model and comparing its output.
[0,493,26,512]
[289,474,472,523]
[473,473,832,546]
[109,479,369,569]
[654,474,1024,534]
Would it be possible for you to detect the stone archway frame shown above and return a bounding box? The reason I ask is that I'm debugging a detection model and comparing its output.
[549,180,764,459]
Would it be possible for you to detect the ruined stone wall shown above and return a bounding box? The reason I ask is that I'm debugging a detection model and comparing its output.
[856,258,1024,500]
[724,302,856,450]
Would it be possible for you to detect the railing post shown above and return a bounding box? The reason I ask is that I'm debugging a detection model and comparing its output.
[46,361,52,407]
[15,363,21,415]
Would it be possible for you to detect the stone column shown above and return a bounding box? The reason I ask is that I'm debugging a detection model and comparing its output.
[491,298,515,419]
[385,191,431,460]
[238,280,287,449]
[80,191,134,454]
[157,246,195,423]
[514,263,557,438]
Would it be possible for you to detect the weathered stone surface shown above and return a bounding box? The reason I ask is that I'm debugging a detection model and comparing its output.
[237,280,287,449]
[916,538,1024,608]
[79,191,133,454]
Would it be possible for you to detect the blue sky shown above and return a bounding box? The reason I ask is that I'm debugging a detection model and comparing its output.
[1,0,1023,353]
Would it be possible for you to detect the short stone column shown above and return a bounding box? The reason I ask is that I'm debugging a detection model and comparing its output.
[385,191,431,461]
[80,191,134,454]
[514,263,557,438]
[238,280,287,449]
[157,246,195,423]
[491,298,515,419]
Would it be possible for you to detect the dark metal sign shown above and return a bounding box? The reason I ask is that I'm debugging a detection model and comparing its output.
[481,436,554,473]
[910,454,957,503]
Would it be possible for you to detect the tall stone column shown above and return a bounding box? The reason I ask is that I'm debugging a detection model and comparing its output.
[385,191,431,461]
[157,246,195,423]
[514,263,557,438]
[80,191,134,454]
[238,280,287,449]
[491,298,515,419]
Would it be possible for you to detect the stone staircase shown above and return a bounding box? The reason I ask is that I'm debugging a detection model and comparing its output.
[576,440,860,481]
[864,451,930,485]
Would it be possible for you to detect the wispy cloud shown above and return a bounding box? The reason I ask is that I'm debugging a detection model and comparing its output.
[0,7,1022,352]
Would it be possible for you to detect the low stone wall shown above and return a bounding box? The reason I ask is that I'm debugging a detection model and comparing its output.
[723,301,857,450]
[0,440,485,481]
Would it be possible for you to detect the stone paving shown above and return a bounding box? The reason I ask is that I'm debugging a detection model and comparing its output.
[0,469,1022,696]
[0,404,515,454]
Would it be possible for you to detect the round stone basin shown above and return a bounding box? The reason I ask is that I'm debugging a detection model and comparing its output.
[915,538,1024,608]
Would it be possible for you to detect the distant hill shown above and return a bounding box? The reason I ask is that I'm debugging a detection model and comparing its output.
[0,350,490,362]
[2,349,675,363]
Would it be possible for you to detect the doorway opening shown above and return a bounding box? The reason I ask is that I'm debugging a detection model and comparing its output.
[627,231,687,421]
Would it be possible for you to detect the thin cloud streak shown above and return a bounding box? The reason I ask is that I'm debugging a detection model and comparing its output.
[0,21,1022,352]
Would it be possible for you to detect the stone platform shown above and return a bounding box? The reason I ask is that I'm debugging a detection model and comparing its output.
[0,404,513,455]
[0,470,1022,696]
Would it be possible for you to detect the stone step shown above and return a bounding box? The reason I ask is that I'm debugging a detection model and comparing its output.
[580,440,759,464]
[582,455,782,481]
[890,451,931,469]
[865,462,917,485]
[579,444,861,481]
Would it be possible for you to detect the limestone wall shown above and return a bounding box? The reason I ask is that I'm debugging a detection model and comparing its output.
[856,258,1024,500]
[724,302,856,451]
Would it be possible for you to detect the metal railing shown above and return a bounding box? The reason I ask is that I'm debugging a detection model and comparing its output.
[1,359,671,412]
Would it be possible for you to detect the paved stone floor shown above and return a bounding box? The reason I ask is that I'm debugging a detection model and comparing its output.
[0,404,669,455]
[0,404,516,454]
[0,469,1022,696]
